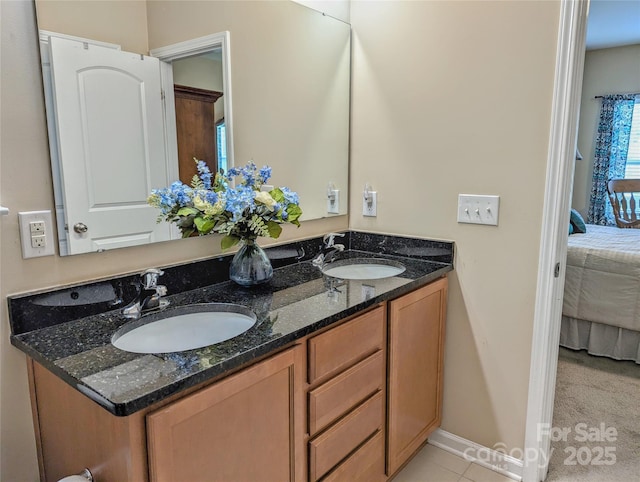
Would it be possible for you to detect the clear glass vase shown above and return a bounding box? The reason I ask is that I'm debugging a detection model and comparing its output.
[229,239,273,286]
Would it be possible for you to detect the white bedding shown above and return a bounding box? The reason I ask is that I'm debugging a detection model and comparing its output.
[563,224,640,332]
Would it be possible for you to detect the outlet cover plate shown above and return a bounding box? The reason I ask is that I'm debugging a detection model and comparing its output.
[363,191,377,217]
[18,210,55,258]
[327,189,340,214]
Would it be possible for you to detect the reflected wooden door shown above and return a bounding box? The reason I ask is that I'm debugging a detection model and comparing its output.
[174,85,222,184]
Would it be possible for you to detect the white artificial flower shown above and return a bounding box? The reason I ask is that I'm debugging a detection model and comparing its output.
[254,190,277,211]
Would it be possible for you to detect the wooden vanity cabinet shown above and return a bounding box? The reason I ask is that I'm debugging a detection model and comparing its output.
[27,276,447,482]
[387,277,448,475]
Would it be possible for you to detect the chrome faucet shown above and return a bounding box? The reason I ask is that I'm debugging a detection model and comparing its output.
[122,268,169,319]
[312,232,346,268]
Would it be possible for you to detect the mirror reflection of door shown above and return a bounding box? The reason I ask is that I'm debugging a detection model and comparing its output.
[173,85,223,184]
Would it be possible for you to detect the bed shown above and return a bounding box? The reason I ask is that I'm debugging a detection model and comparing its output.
[562,224,640,364]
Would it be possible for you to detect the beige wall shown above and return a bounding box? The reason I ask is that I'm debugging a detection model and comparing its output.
[172,56,224,92]
[172,56,226,122]
[294,0,350,23]
[0,2,346,480]
[35,0,149,54]
[350,0,560,451]
[572,44,640,216]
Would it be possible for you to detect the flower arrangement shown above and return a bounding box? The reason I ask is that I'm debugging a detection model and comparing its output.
[148,159,302,249]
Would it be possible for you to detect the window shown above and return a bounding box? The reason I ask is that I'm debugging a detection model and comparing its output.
[216,119,227,174]
[623,102,640,178]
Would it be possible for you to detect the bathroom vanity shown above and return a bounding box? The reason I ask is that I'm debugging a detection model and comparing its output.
[9,232,453,482]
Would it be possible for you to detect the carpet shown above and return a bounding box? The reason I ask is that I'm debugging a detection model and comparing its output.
[545,347,640,481]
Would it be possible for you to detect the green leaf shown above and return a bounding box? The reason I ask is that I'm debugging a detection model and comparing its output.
[270,188,285,203]
[267,221,282,239]
[194,217,215,234]
[177,207,199,217]
[221,235,240,250]
[181,227,195,238]
[286,205,302,223]
[247,214,271,238]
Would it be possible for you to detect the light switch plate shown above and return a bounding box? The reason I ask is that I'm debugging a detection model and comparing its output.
[18,210,56,258]
[457,194,500,226]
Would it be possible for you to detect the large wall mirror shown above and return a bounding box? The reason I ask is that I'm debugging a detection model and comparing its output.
[35,0,351,256]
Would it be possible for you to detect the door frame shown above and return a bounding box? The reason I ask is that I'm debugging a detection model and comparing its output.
[150,31,235,184]
[523,1,589,481]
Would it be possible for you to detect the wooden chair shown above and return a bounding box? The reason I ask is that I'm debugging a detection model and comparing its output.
[607,179,640,228]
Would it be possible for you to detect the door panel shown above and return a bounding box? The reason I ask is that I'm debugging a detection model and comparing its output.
[49,36,171,254]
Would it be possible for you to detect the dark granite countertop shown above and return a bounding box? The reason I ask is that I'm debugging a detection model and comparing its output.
[9,231,453,416]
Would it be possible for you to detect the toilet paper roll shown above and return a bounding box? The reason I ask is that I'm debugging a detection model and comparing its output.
[57,467,93,482]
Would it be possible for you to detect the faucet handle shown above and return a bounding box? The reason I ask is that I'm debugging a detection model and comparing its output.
[141,268,164,289]
[323,232,345,247]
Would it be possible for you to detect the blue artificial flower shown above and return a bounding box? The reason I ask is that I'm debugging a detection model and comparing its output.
[170,181,192,205]
[280,187,299,205]
[259,166,272,184]
[226,167,239,180]
[239,161,257,187]
[149,187,176,215]
[196,160,213,189]
[225,185,255,221]
[204,190,218,204]
[281,209,288,220]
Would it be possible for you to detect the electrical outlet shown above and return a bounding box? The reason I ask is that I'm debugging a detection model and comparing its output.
[18,210,55,258]
[327,189,340,214]
[30,221,45,234]
[363,191,377,217]
[31,235,46,248]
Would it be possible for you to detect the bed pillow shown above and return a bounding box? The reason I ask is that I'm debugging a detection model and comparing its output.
[569,209,586,234]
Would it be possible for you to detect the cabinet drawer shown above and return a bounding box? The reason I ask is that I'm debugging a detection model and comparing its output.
[308,306,384,383]
[321,430,385,482]
[309,350,384,436]
[309,391,384,481]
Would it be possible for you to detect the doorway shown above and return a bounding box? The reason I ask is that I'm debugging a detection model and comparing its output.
[525,1,640,481]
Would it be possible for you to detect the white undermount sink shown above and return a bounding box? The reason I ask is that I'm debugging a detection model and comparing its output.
[111,303,257,354]
[321,258,406,280]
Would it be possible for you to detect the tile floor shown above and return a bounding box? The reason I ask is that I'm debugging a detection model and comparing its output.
[394,443,516,482]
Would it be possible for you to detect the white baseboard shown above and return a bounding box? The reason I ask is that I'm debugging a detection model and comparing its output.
[428,428,523,481]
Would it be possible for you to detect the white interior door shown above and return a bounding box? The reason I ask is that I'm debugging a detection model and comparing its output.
[49,36,172,254]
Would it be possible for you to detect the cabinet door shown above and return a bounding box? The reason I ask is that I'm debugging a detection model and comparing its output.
[387,277,448,475]
[147,346,304,482]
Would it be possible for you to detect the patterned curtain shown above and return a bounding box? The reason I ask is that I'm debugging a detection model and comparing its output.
[588,94,637,225]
